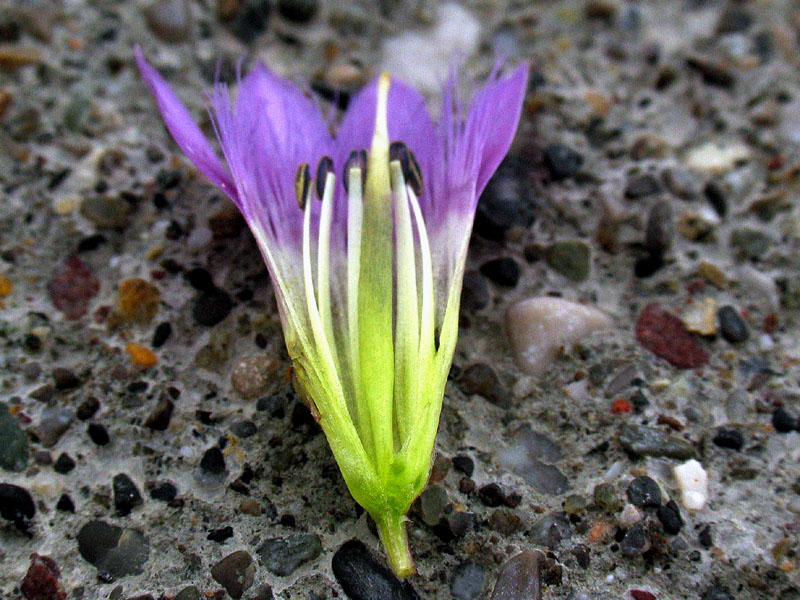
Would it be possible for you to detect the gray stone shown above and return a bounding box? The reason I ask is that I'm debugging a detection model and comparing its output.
[625,174,661,199]
[718,305,749,343]
[729,228,772,260]
[529,512,571,550]
[450,561,486,600]
[76,520,149,577]
[0,402,28,472]
[144,0,192,42]
[79,196,131,228]
[211,550,255,599]
[645,200,673,255]
[618,424,697,459]
[37,406,73,447]
[418,485,448,526]
[257,533,322,576]
[491,551,543,600]
[662,168,700,200]
[545,240,590,282]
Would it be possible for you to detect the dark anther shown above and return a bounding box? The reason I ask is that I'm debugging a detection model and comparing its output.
[315,155,334,200]
[343,149,368,193]
[389,141,423,196]
[294,162,311,210]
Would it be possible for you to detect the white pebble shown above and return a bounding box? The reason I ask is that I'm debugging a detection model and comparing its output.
[673,459,708,511]
[505,297,611,375]
[686,141,750,174]
[619,503,643,526]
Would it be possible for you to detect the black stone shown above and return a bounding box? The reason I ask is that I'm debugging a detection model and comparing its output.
[478,483,505,507]
[144,397,174,431]
[156,169,182,190]
[53,452,76,474]
[460,270,490,311]
[56,493,75,513]
[76,397,100,420]
[712,428,744,451]
[543,143,584,180]
[656,500,683,535]
[624,174,661,199]
[52,367,81,390]
[718,306,749,343]
[331,540,420,600]
[193,288,233,326]
[231,420,257,438]
[626,476,662,508]
[702,585,735,600]
[152,322,172,348]
[698,523,713,548]
[480,257,520,287]
[452,455,474,477]
[200,446,227,475]
[634,253,664,278]
[717,7,753,34]
[185,268,215,291]
[229,0,271,43]
[113,473,143,516]
[149,481,177,503]
[278,0,318,23]
[459,363,509,408]
[87,422,110,446]
[620,523,647,556]
[772,407,798,433]
[208,525,234,543]
[76,520,149,577]
[704,181,727,217]
[474,158,532,241]
[0,483,35,533]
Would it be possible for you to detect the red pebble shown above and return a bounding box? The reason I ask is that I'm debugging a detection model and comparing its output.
[21,553,66,600]
[611,398,632,414]
[47,256,99,320]
[630,591,656,600]
[635,303,709,369]
[767,155,784,170]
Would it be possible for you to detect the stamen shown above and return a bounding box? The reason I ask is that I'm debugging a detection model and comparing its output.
[294,162,311,209]
[343,149,367,193]
[316,170,336,360]
[315,156,334,201]
[389,142,423,197]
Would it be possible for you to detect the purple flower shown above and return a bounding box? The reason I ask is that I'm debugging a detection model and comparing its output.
[137,46,526,575]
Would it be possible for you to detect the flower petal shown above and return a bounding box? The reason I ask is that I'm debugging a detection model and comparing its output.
[134,47,237,201]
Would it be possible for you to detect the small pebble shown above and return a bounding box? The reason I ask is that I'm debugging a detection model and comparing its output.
[257,534,323,576]
[771,407,798,433]
[144,396,174,431]
[593,482,622,512]
[625,174,661,199]
[228,0,271,43]
[626,476,662,508]
[478,483,506,507]
[200,446,227,476]
[21,554,65,600]
[75,397,99,420]
[48,256,99,320]
[619,503,643,527]
[113,473,143,516]
[701,585,734,600]
[331,540,420,600]
[644,200,673,255]
[505,297,611,375]
[543,143,583,180]
[193,288,232,326]
[718,306,749,343]
[686,141,750,174]
[51,367,80,390]
[231,355,280,400]
[152,322,172,347]
[115,278,161,325]
[635,304,709,369]
[37,407,73,447]
[618,424,697,459]
[480,257,521,287]
[490,550,543,600]
[149,481,177,503]
[87,422,110,446]
[53,452,76,474]
[657,500,683,534]
[231,419,257,438]
[0,401,28,472]
[712,428,744,451]
[144,0,192,42]
[277,0,318,23]
[460,270,490,310]
[673,459,708,510]
[459,363,509,408]
[452,455,474,477]
[76,520,149,577]
[0,482,35,533]
[698,523,713,547]
[450,561,486,600]
[211,550,255,599]
[419,485,448,526]
[545,240,591,282]
[126,342,157,368]
[620,523,648,556]
[56,493,75,513]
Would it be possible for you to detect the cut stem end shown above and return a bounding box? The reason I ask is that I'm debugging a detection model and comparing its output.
[375,511,415,578]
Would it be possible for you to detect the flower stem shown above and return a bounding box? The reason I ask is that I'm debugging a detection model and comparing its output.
[375,511,415,578]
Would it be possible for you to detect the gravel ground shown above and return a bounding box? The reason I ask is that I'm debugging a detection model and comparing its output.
[2,1,800,599]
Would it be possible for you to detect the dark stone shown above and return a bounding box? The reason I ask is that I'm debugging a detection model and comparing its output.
[704,181,727,217]
[490,551,543,600]
[87,422,110,446]
[229,0,271,43]
[0,482,35,533]
[634,253,665,278]
[474,158,533,241]
[698,523,713,548]
[256,533,323,576]
[480,257,521,287]
[657,500,683,535]
[624,174,661,199]
[459,363,509,408]
[0,401,29,472]
[152,322,172,347]
[644,200,673,255]
[200,446,227,475]
[448,511,475,537]
[450,561,486,600]
[452,455,474,477]
[78,234,107,253]
[686,56,735,88]
[543,143,583,180]
[192,288,232,326]
[626,476,662,508]
[76,520,149,577]
[208,525,234,543]
[52,367,80,390]
[331,540,420,600]
[702,585,734,600]
[618,423,697,459]
[718,306,749,343]
[461,270,490,311]
[113,474,143,516]
[211,551,255,599]
[717,6,753,34]
[144,397,174,431]
[29,385,55,402]
[231,420,257,438]
[489,508,523,536]
[53,452,76,474]
[712,428,744,451]
[529,512,571,550]
[478,483,506,507]
[278,0,318,23]
[620,523,648,556]
[772,407,798,433]
[20,553,65,600]
[76,397,100,420]
[149,481,177,503]
[56,493,75,513]
[185,268,215,291]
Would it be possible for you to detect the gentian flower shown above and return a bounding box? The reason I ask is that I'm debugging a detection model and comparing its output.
[136,47,527,576]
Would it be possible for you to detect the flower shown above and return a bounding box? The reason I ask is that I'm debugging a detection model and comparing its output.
[136,47,527,576]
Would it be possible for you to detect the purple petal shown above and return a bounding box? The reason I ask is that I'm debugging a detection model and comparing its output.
[134,47,237,201]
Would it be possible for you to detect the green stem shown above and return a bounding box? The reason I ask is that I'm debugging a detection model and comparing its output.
[375,511,415,578]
